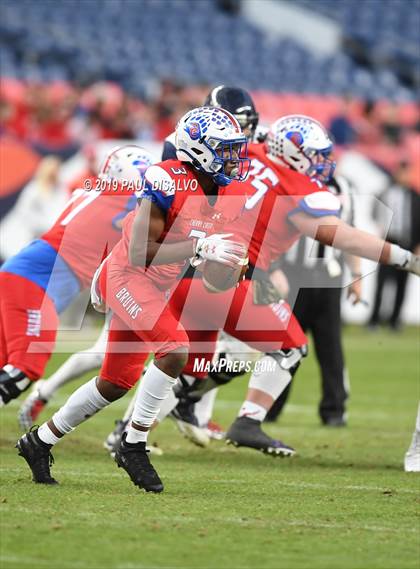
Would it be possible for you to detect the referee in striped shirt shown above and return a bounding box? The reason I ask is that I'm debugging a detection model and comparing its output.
[266,175,362,426]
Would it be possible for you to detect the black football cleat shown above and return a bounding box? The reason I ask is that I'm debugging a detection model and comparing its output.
[114,434,163,493]
[226,416,296,457]
[16,427,58,484]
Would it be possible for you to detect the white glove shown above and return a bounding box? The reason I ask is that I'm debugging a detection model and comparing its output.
[404,254,420,276]
[389,244,420,276]
[90,262,108,313]
[193,233,247,267]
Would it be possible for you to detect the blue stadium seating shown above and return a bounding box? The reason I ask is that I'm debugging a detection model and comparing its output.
[0,0,417,100]
[295,0,419,88]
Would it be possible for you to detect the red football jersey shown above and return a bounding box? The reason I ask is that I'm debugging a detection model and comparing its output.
[107,160,246,290]
[228,143,341,270]
[42,186,136,287]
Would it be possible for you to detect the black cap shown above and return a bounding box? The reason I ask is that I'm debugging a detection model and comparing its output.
[204,85,259,139]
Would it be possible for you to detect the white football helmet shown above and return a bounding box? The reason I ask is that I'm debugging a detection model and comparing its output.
[99,145,154,184]
[175,106,250,186]
[265,115,336,183]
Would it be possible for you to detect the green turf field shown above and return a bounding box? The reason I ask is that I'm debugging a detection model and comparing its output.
[1,326,419,569]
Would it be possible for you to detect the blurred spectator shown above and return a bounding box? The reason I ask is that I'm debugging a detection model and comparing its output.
[414,103,420,133]
[131,104,157,141]
[27,84,79,159]
[152,79,188,141]
[0,97,29,139]
[1,79,418,178]
[368,161,420,331]
[378,101,403,145]
[217,0,241,14]
[354,99,382,145]
[67,145,98,195]
[0,156,66,261]
[329,95,357,146]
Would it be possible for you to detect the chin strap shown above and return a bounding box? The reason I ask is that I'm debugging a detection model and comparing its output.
[213,172,232,186]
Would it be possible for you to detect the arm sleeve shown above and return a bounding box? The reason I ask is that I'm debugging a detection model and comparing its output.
[112,194,138,231]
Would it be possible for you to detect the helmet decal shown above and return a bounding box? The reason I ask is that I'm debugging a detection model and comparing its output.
[286,131,304,147]
[132,157,151,176]
[187,121,201,140]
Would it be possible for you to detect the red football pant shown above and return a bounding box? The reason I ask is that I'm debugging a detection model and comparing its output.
[169,278,307,377]
[98,266,189,390]
[0,272,59,380]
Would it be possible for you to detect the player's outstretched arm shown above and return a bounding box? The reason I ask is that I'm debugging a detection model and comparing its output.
[290,212,420,275]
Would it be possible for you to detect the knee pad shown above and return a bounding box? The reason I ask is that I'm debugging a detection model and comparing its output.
[247,347,308,401]
[266,345,307,372]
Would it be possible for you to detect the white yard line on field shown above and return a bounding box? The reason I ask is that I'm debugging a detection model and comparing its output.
[0,556,180,569]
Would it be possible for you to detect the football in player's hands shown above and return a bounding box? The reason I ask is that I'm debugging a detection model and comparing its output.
[202,258,248,293]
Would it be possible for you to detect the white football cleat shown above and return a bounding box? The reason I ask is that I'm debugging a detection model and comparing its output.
[175,419,210,448]
[18,383,48,431]
[205,420,226,441]
[170,400,210,447]
[404,430,420,472]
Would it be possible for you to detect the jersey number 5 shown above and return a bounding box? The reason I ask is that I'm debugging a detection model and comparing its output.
[245,159,279,210]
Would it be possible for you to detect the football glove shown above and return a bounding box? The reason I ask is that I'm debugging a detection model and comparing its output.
[404,253,420,276]
[193,233,247,267]
[390,245,420,276]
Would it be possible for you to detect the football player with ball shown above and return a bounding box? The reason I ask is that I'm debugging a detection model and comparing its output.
[16,106,251,493]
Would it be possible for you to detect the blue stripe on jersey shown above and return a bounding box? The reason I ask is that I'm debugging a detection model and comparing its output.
[111,194,138,230]
[288,200,341,218]
[138,179,175,212]
[0,239,81,313]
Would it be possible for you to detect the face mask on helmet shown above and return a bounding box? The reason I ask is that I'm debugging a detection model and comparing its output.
[234,112,259,141]
[305,147,336,183]
[175,106,251,186]
[265,115,336,184]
